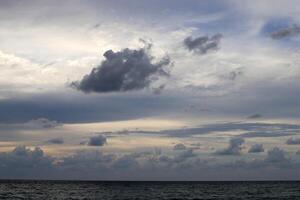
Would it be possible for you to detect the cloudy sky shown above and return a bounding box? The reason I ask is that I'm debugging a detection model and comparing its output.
[0,0,300,180]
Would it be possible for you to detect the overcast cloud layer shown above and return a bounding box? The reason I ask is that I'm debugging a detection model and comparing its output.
[0,0,300,180]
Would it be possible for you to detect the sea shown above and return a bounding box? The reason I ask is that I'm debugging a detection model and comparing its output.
[0,180,299,199]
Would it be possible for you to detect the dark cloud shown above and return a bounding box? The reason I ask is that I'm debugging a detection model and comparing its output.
[173,143,187,150]
[46,138,64,145]
[286,137,300,145]
[28,118,62,129]
[271,25,300,39]
[87,135,107,146]
[0,92,183,124]
[72,46,171,93]
[216,137,244,155]
[183,34,222,54]
[247,114,262,119]
[248,144,264,153]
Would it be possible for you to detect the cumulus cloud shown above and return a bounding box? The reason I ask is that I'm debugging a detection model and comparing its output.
[265,147,289,163]
[248,144,264,153]
[46,138,64,144]
[72,46,171,93]
[183,34,222,54]
[0,146,53,179]
[87,135,107,146]
[271,25,300,39]
[175,149,195,160]
[216,137,245,155]
[286,137,300,145]
[0,145,299,180]
[173,143,187,150]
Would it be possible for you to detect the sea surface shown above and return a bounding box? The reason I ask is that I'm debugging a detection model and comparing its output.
[0,180,299,199]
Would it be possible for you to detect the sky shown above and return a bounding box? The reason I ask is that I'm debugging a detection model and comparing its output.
[0,0,300,180]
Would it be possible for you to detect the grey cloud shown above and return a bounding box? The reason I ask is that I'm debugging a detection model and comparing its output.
[247,114,262,119]
[286,137,300,145]
[87,135,107,146]
[0,146,299,180]
[265,147,289,163]
[175,149,195,161]
[271,25,300,39]
[150,122,300,138]
[216,137,244,155]
[0,146,53,179]
[173,143,187,150]
[72,46,171,93]
[183,34,222,54]
[46,138,64,145]
[112,155,139,170]
[0,91,184,124]
[248,144,264,153]
[28,118,62,129]
[152,84,165,95]
[219,69,243,81]
[239,131,295,138]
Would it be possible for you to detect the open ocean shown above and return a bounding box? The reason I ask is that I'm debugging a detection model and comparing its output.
[0,180,299,199]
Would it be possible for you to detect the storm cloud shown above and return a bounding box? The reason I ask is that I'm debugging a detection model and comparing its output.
[183,34,222,54]
[72,46,171,93]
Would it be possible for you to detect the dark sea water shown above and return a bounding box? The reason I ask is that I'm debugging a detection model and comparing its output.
[0,180,299,200]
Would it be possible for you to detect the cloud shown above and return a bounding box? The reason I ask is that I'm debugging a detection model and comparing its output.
[248,144,264,153]
[286,137,300,145]
[0,145,299,180]
[72,46,171,93]
[247,114,262,119]
[265,147,289,163]
[183,34,222,54]
[219,69,243,81]
[87,135,107,146]
[149,122,300,138]
[271,25,300,39]
[27,118,62,129]
[0,146,53,179]
[173,143,187,150]
[175,148,195,159]
[46,138,64,145]
[152,84,165,95]
[216,137,244,155]
[239,131,295,138]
